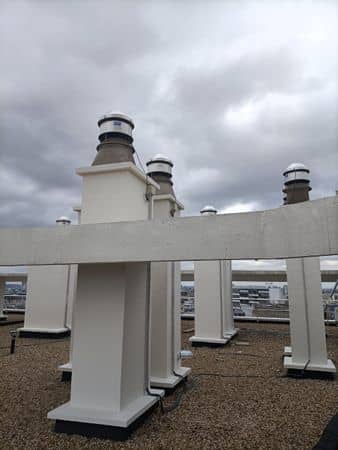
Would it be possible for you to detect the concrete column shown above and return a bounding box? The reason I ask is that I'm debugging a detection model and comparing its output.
[146,154,191,389]
[149,203,190,388]
[284,258,335,373]
[49,263,159,433]
[282,163,335,375]
[18,216,74,338]
[0,278,7,321]
[49,112,162,438]
[189,206,237,346]
[18,266,70,337]
[221,260,237,338]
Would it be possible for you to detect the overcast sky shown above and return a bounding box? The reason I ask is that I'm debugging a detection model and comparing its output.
[1,1,337,271]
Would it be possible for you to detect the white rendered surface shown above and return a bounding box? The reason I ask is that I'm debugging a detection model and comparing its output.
[190,260,237,344]
[19,266,71,334]
[190,260,227,344]
[0,279,7,319]
[285,257,335,373]
[77,163,158,224]
[0,196,336,266]
[51,162,161,429]
[65,265,78,329]
[150,196,190,388]
[221,260,238,338]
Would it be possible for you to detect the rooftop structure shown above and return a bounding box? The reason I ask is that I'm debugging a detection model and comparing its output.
[92,111,136,165]
[146,154,175,196]
[283,162,311,204]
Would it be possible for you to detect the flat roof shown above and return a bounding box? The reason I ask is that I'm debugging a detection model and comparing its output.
[0,320,337,449]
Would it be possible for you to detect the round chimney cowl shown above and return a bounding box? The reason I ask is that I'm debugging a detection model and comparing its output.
[97,112,134,144]
[282,162,311,204]
[56,216,71,225]
[200,205,217,215]
[146,154,173,177]
[283,162,310,185]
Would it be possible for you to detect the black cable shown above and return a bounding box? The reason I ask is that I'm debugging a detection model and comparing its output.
[0,338,69,351]
[194,372,266,379]
[216,352,264,359]
[160,375,195,414]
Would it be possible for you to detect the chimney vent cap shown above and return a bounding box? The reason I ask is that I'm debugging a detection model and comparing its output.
[56,216,71,225]
[200,205,217,215]
[98,111,134,128]
[283,162,310,184]
[146,154,173,177]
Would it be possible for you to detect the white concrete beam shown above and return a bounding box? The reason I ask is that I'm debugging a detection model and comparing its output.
[0,196,337,265]
[181,270,338,282]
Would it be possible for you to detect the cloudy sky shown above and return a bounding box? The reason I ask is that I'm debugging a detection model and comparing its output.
[1,1,337,271]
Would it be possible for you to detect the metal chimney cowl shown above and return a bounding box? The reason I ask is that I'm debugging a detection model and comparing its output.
[146,154,175,196]
[92,112,136,166]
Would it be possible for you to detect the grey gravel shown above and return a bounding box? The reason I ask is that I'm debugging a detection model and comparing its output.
[0,320,337,449]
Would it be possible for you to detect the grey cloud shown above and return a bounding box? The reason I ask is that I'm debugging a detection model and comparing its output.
[0,0,337,244]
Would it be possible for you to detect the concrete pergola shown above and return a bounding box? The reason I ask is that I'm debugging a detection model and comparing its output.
[181,270,338,283]
[0,194,337,436]
[0,196,336,266]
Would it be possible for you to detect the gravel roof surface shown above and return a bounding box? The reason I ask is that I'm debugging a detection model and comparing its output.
[0,320,337,450]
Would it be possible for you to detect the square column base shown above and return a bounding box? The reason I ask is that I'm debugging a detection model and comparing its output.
[150,366,191,389]
[189,336,228,347]
[18,327,70,339]
[284,346,292,356]
[224,328,239,340]
[59,362,72,381]
[48,394,161,440]
[284,356,336,377]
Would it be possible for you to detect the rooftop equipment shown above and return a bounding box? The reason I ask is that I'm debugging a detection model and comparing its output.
[283,162,311,204]
[93,112,135,165]
[56,216,71,225]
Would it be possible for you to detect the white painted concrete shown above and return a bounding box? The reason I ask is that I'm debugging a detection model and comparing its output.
[18,265,74,335]
[150,195,190,388]
[65,265,77,330]
[50,161,162,430]
[190,259,235,345]
[284,257,335,373]
[221,260,238,339]
[77,163,158,224]
[0,196,336,266]
[0,279,7,320]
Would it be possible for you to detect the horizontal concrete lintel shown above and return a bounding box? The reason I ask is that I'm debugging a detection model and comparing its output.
[181,270,338,282]
[0,196,337,266]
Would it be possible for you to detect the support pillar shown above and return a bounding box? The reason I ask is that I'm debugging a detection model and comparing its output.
[190,206,237,346]
[49,112,162,438]
[281,162,335,376]
[221,260,238,340]
[49,263,160,437]
[146,155,191,389]
[18,265,71,338]
[284,258,335,373]
[0,278,7,321]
